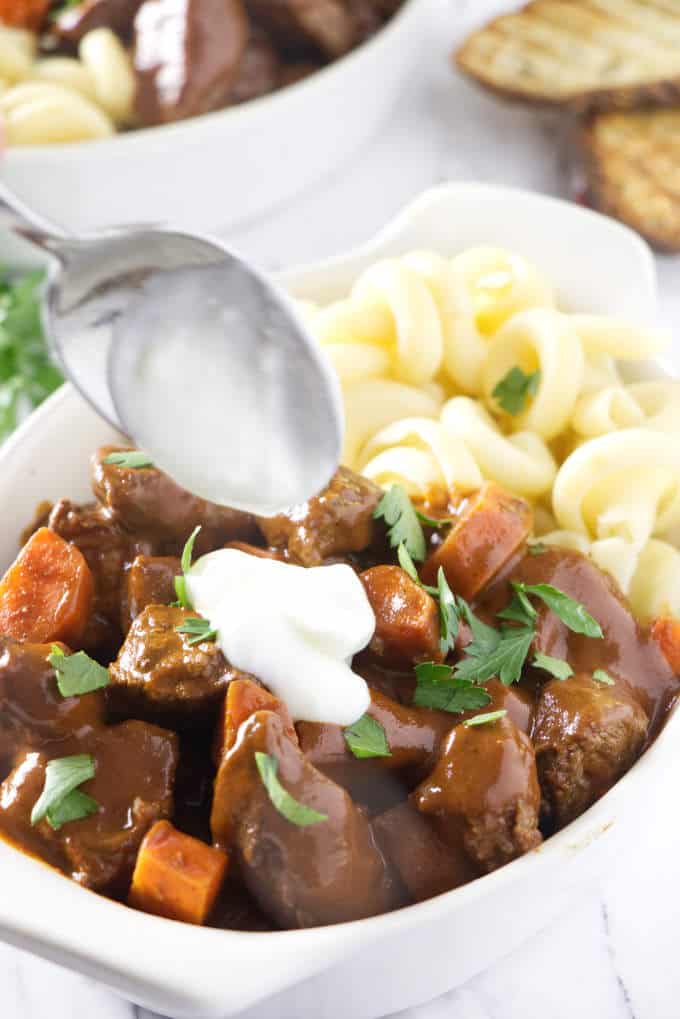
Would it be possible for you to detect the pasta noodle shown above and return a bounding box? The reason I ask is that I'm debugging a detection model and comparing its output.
[0,81,115,144]
[0,27,132,143]
[306,244,680,620]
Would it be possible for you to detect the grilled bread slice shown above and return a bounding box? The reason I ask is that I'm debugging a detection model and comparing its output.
[456,1,680,114]
[582,108,680,251]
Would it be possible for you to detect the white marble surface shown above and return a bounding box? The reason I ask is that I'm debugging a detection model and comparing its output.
[3,0,680,1016]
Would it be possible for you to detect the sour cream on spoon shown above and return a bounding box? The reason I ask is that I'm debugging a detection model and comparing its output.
[186,548,375,726]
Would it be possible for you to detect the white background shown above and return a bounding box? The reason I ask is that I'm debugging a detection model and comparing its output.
[3,1,680,1016]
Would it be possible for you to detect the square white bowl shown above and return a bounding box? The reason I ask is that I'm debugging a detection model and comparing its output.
[0,183,674,1019]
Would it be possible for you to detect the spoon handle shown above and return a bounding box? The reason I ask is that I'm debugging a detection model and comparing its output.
[0,180,68,251]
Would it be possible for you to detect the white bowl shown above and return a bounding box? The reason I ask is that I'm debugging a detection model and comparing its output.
[0,183,674,1019]
[0,0,430,234]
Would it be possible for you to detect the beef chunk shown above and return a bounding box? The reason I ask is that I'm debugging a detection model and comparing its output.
[92,446,255,553]
[0,638,105,772]
[133,0,249,125]
[0,720,178,892]
[532,672,648,829]
[211,710,399,926]
[110,604,234,717]
[257,466,381,566]
[54,0,142,42]
[374,801,476,903]
[360,565,442,665]
[247,0,357,57]
[414,715,542,873]
[121,554,180,632]
[48,499,144,653]
[230,29,280,103]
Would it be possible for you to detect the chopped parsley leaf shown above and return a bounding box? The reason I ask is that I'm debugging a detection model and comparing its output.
[593,669,615,686]
[414,661,491,713]
[31,754,98,830]
[374,485,427,562]
[255,752,327,827]
[175,525,201,609]
[492,366,541,415]
[102,450,153,469]
[48,645,110,697]
[175,617,217,646]
[463,709,507,727]
[344,714,391,759]
[532,652,573,681]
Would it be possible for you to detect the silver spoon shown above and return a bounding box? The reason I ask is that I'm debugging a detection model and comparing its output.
[0,184,343,516]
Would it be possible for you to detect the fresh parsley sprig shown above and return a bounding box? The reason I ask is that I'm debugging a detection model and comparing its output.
[492,366,541,415]
[255,751,328,827]
[31,754,99,831]
[414,661,491,714]
[174,526,201,609]
[512,582,603,638]
[344,714,391,759]
[175,617,217,646]
[593,669,615,686]
[48,646,110,697]
[374,485,427,562]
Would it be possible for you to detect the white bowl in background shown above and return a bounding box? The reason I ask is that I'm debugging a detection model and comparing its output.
[0,0,430,235]
[0,183,674,1019]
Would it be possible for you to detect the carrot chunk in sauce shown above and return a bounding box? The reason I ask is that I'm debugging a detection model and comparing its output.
[0,528,93,646]
[128,820,228,925]
[651,617,680,675]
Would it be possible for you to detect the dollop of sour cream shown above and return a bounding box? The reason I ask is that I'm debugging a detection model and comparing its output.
[186,549,375,726]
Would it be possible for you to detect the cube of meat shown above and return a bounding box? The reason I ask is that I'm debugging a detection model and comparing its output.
[247,0,357,57]
[110,604,234,718]
[121,554,180,632]
[373,801,476,903]
[0,720,178,893]
[0,637,105,771]
[49,499,145,653]
[421,483,532,600]
[256,466,381,566]
[413,714,542,873]
[91,446,255,553]
[360,565,443,665]
[211,710,400,927]
[532,672,648,829]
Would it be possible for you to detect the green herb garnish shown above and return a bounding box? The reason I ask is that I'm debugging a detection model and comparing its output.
[593,669,615,686]
[0,269,63,442]
[397,541,422,584]
[415,509,453,529]
[175,617,217,646]
[48,645,110,697]
[512,582,603,638]
[31,754,99,830]
[437,567,460,654]
[492,366,541,415]
[528,542,548,556]
[174,525,201,609]
[414,661,491,713]
[343,714,391,759]
[255,751,328,827]
[102,450,153,469]
[454,624,535,687]
[463,709,507,728]
[532,652,573,681]
[374,485,427,562]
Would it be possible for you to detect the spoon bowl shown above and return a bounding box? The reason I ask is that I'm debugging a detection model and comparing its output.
[0,189,343,514]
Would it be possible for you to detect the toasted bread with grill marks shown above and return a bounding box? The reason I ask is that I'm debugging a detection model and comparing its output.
[456,1,680,114]
[582,108,680,251]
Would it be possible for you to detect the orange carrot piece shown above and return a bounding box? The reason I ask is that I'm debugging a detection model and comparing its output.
[213,677,296,764]
[128,821,228,925]
[652,617,680,674]
[0,0,49,29]
[421,482,532,600]
[0,527,93,646]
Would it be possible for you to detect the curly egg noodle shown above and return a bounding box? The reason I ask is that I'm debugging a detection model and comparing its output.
[301,246,680,621]
[0,24,134,144]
